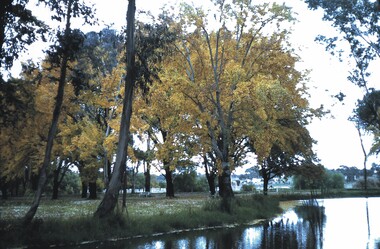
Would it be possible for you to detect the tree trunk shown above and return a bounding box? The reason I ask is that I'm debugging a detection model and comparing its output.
[23,0,73,225]
[206,172,216,196]
[52,159,64,200]
[52,169,59,200]
[204,158,216,196]
[263,174,269,196]
[103,158,110,187]
[357,125,368,192]
[218,163,234,198]
[122,170,127,211]
[88,181,97,199]
[131,169,136,194]
[94,0,136,218]
[144,135,151,192]
[1,181,7,200]
[144,169,151,192]
[165,167,174,197]
[81,181,88,198]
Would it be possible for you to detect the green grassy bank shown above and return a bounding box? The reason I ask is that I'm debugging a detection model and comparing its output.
[0,194,281,248]
[2,190,380,248]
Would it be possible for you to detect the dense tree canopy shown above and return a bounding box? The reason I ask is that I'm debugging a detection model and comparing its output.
[154,1,316,198]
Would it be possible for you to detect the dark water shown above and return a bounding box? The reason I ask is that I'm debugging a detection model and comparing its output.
[68,197,380,249]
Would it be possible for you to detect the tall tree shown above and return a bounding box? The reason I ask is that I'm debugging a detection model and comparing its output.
[306,0,380,193]
[0,0,48,81]
[160,1,298,200]
[94,0,136,218]
[304,0,380,91]
[257,120,314,195]
[352,90,380,190]
[23,0,94,224]
[136,77,198,197]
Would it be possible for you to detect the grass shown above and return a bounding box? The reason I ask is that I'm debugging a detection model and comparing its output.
[0,193,282,248]
[2,189,378,248]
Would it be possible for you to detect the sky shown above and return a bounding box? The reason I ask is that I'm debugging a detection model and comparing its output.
[15,0,379,170]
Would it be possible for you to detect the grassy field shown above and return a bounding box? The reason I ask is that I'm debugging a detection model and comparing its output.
[0,193,283,248]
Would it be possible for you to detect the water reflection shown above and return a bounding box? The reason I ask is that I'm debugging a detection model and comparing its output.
[63,197,380,249]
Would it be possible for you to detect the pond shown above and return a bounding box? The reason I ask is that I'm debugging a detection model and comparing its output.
[66,197,380,249]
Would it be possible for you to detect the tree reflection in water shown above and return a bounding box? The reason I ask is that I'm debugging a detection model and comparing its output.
[257,199,325,249]
[62,198,380,249]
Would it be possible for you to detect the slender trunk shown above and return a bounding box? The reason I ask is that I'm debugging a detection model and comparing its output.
[357,125,368,192]
[204,156,216,196]
[1,182,7,199]
[263,174,269,196]
[122,170,127,211]
[52,159,63,200]
[165,167,174,197]
[88,181,97,199]
[103,157,110,187]
[107,160,112,182]
[144,136,151,192]
[131,168,136,194]
[30,173,38,191]
[23,1,73,225]
[94,0,136,218]
[52,169,59,200]
[206,172,216,196]
[144,169,151,192]
[81,181,88,198]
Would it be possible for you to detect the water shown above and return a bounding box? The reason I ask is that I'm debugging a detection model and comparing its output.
[67,197,380,249]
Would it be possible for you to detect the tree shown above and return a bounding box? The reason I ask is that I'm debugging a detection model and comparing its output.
[0,58,81,199]
[136,78,198,197]
[304,0,380,91]
[306,0,380,193]
[293,162,325,193]
[94,0,136,218]
[70,28,124,187]
[294,165,344,193]
[51,158,70,199]
[159,1,298,201]
[336,165,361,182]
[23,0,94,224]
[354,90,380,157]
[0,0,48,81]
[174,166,208,192]
[351,89,380,190]
[202,152,218,196]
[0,77,36,198]
[323,170,344,190]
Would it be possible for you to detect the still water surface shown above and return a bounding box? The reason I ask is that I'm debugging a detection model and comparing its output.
[71,197,380,249]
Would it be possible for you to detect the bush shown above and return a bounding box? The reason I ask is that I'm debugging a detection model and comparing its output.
[353,178,380,189]
[241,184,255,192]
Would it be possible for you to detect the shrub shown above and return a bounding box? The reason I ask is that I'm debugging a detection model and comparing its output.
[241,184,255,192]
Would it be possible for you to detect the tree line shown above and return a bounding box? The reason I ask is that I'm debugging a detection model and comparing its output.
[1,0,379,223]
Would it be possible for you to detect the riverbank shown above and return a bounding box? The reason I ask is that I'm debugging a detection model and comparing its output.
[1,190,380,248]
[0,194,281,248]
